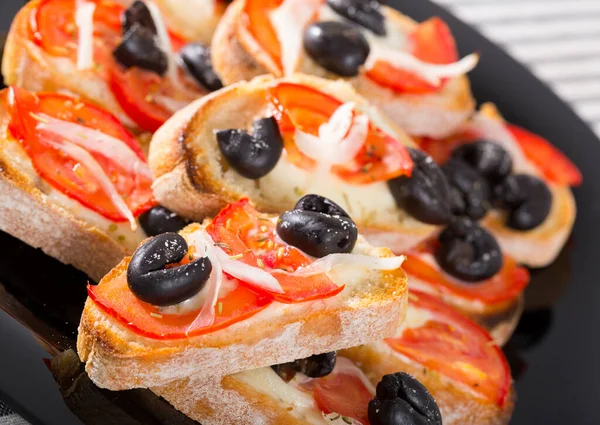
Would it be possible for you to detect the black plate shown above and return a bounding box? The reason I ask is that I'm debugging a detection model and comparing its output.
[1,0,599,424]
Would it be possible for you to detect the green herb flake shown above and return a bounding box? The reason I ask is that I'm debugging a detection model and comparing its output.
[293,186,304,196]
[329,414,341,421]
[341,192,352,213]
[217,302,223,315]
[118,235,126,242]
[342,417,353,424]
[258,217,271,222]
[108,223,118,232]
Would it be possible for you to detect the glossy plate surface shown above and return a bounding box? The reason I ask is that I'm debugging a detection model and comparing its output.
[1,0,599,424]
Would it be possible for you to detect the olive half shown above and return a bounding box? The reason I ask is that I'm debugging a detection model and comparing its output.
[180,43,223,92]
[368,372,442,425]
[327,0,387,35]
[452,140,513,184]
[493,174,552,230]
[294,194,350,218]
[216,117,283,179]
[272,352,337,382]
[442,158,491,221]
[304,21,370,77]
[122,0,156,35]
[139,206,189,237]
[388,148,453,225]
[127,233,212,306]
[113,23,168,75]
[435,218,503,282]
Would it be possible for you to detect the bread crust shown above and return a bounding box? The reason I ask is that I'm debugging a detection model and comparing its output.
[211,0,475,138]
[149,73,437,252]
[0,91,133,281]
[341,343,515,425]
[77,223,409,391]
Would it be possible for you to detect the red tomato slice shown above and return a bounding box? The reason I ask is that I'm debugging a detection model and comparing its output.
[507,124,582,187]
[243,0,283,70]
[403,239,529,306]
[386,290,512,406]
[207,199,344,303]
[268,83,413,184]
[7,86,154,222]
[366,17,459,94]
[88,275,272,339]
[312,373,372,425]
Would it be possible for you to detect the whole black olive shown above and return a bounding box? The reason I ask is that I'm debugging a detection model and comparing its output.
[494,174,552,230]
[435,218,503,282]
[388,148,452,225]
[442,158,491,221]
[327,0,387,35]
[295,194,350,218]
[304,21,370,77]
[452,141,513,184]
[277,210,358,258]
[369,372,442,425]
[113,24,168,75]
[216,117,283,179]
[139,206,189,237]
[180,43,223,92]
[127,233,212,306]
[272,352,337,381]
[122,0,156,35]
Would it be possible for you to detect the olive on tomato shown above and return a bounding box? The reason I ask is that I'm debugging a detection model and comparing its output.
[295,194,350,218]
[327,0,387,36]
[122,0,156,35]
[113,23,168,75]
[435,218,503,282]
[216,117,283,179]
[127,233,212,306]
[368,372,442,425]
[304,21,370,77]
[388,148,452,225]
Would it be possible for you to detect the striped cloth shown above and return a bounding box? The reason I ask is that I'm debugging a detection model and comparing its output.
[1,0,599,423]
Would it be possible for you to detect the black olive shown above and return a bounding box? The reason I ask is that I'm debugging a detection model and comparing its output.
[180,43,223,92]
[435,217,503,282]
[122,0,156,35]
[113,24,168,75]
[493,174,552,230]
[442,158,491,221]
[295,194,350,218]
[327,0,386,36]
[387,148,452,225]
[369,372,442,425]
[451,141,513,185]
[216,117,283,179]
[127,233,212,306]
[139,206,189,237]
[277,210,358,258]
[272,352,337,381]
[304,21,370,77]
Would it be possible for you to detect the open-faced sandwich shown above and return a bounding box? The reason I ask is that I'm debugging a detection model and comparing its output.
[150,74,451,255]
[77,197,409,390]
[0,86,179,280]
[152,290,514,425]
[211,0,478,138]
[117,0,227,43]
[419,103,580,267]
[3,0,223,132]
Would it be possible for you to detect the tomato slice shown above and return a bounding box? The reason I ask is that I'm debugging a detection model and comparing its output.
[207,199,344,303]
[312,373,372,425]
[366,18,459,94]
[507,124,582,187]
[243,0,283,70]
[7,86,154,222]
[386,290,512,406]
[88,275,272,339]
[268,83,413,184]
[403,239,529,306]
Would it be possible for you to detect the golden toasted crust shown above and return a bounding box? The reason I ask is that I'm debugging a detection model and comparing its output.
[149,74,437,252]
[211,0,475,138]
[341,343,515,425]
[77,222,409,391]
[0,90,131,281]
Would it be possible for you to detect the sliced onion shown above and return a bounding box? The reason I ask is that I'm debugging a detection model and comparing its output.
[365,44,479,86]
[215,248,284,294]
[273,253,405,277]
[319,101,355,144]
[152,94,190,113]
[146,1,187,93]
[35,115,152,179]
[75,0,96,70]
[40,136,136,229]
[465,112,538,175]
[335,114,369,164]
[269,0,321,75]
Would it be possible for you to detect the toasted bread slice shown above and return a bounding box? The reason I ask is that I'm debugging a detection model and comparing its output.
[211,0,475,138]
[77,218,409,391]
[477,104,577,268]
[0,90,147,281]
[149,73,437,254]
